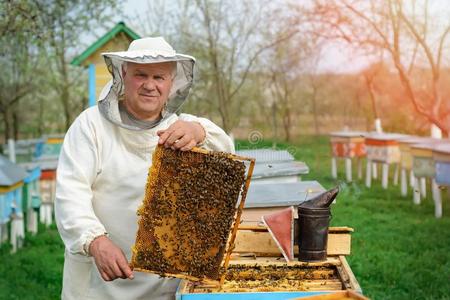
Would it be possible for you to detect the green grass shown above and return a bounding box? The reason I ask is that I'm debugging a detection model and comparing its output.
[0,224,64,300]
[237,136,450,300]
[1,136,449,299]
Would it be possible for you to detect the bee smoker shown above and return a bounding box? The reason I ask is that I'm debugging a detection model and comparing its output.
[296,186,339,262]
[261,186,339,263]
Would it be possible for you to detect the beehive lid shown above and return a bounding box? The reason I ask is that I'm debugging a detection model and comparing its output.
[365,132,409,145]
[245,181,325,208]
[131,146,254,283]
[236,149,294,163]
[251,161,309,179]
[329,131,367,138]
[433,143,450,155]
[0,155,28,186]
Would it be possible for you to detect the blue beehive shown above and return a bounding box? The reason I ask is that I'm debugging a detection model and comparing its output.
[433,144,450,186]
[0,155,28,243]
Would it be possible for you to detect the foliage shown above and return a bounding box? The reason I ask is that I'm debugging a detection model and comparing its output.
[0,0,118,142]
[310,0,450,135]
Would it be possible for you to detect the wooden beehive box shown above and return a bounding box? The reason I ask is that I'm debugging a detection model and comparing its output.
[411,143,437,178]
[329,131,366,158]
[292,290,369,300]
[433,144,450,186]
[176,225,362,299]
[131,146,255,282]
[398,136,428,171]
[364,133,405,164]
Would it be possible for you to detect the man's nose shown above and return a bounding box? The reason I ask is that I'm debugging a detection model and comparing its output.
[142,78,156,90]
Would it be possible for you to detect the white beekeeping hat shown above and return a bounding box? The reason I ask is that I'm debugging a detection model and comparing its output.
[98,37,196,130]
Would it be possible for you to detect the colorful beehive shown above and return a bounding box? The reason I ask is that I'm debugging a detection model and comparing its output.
[398,136,429,172]
[433,144,450,186]
[411,139,450,218]
[236,149,295,163]
[34,136,62,226]
[38,161,58,226]
[329,131,366,182]
[397,136,434,197]
[411,142,439,179]
[329,131,366,158]
[365,133,407,164]
[431,143,450,218]
[19,163,42,234]
[235,150,309,184]
[364,133,409,189]
[176,226,362,299]
[0,155,28,251]
[3,138,42,163]
[71,22,140,106]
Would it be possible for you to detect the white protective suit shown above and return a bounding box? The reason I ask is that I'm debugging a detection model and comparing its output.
[56,108,233,299]
[55,37,234,299]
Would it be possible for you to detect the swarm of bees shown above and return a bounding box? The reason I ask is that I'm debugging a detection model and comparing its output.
[220,264,338,292]
[131,145,248,281]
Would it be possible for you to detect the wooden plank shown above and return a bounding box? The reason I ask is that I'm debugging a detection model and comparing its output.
[228,256,341,267]
[241,207,297,223]
[291,290,369,300]
[433,152,450,163]
[177,256,363,297]
[234,228,351,256]
[189,280,343,294]
[237,225,353,233]
[411,147,433,157]
[133,267,220,285]
[338,256,362,293]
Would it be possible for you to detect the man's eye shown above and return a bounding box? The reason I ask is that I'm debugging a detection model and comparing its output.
[154,75,165,80]
[136,73,146,78]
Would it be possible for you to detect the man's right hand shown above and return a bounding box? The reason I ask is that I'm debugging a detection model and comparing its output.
[89,236,134,281]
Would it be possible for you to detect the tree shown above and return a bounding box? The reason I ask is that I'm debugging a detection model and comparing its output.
[0,1,44,141]
[34,0,117,130]
[136,0,298,133]
[310,0,450,136]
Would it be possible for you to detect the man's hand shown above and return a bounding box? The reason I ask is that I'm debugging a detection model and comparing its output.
[89,236,134,281]
[157,120,206,151]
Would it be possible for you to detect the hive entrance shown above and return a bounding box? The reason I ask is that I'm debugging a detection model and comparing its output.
[131,146,254,282]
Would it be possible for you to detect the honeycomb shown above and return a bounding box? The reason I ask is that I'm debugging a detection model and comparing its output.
[131,145,249,281]
[185,264,339,293]
[222,264,337,292]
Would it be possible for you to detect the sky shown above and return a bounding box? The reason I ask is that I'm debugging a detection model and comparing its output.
[115,0,450,74]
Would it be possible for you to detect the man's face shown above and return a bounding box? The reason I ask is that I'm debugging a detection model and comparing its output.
[122,61,174,121]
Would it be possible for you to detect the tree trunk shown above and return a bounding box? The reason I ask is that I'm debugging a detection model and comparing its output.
[311,87,320,135]
[272,102,278,142]
[3,108,13,141]
[38,96,44,136]
[283,115,291,142]
[13,110,19,140]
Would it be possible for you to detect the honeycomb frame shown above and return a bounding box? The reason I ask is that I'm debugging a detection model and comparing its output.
[131,145,255,284]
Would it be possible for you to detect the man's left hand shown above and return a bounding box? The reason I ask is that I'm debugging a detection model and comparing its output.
[157,120,206,151]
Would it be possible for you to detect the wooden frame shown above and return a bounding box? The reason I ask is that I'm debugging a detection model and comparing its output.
[131,146,255,284]
[176,256,363,299]
[233,225,353,257]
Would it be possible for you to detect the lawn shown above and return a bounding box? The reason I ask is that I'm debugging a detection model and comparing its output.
[1,135,449,299]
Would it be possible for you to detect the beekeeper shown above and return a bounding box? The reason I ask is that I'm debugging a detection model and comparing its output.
[55,37,234,299]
